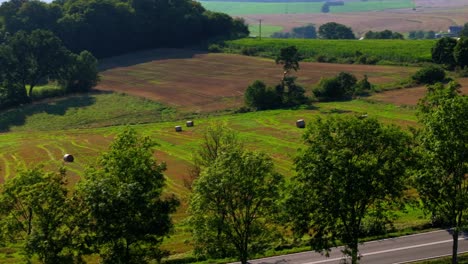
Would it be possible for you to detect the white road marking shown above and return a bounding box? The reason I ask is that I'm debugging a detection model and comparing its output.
[303,238,465,264]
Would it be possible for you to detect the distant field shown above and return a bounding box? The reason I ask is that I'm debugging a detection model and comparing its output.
[96,48,418,113]
[248,23,283,37]
[226,38,435,63]
[198,0,413,15]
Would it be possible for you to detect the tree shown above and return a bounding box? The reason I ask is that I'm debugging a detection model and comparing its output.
[291,24,316,39]
[415,82,468,264]
[432,37,457,67]
[2,29,71,98]
[77,128,179,263]
[60,50,99,93]
[244,80,280,110]
[454,37,468,68]
[411,65,446,85]
[288,116,412,264]
[189,148,283,264]
[0,165,76,263]
[313,72,357,100]
[275,45,301,79]
[186,122,241,189]
[318,22,355,39]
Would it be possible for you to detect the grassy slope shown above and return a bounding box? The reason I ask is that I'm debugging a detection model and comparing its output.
[199,0,413,15]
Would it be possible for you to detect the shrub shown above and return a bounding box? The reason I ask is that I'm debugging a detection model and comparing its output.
[241,47,259,56]
[244,80,280,110]
[411,65,446,84]
[208,44,222,53]
[313,72,357,100]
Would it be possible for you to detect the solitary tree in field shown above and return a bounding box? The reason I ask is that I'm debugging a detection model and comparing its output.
[78,128,179,263]
[276,45,301,80]
[318,22,355,39]
[415,82,468,264]
[288,116,412,264]
[189,147,283,264]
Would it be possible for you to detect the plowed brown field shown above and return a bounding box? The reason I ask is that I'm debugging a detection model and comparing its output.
[370,78,468,105]
[97,49,417,112]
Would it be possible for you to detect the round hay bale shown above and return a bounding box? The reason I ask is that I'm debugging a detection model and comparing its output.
[296,119,306,128]
[186,120,194,127]
[175,126,182,132]
[63,154,74,163]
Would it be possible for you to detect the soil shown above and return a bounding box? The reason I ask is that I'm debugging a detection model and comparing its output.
[97,49,416,112]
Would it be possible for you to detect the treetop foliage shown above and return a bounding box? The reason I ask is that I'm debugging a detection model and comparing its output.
[0,0,249,58]
[318,22,355,39]
[289,115,413,263]
[78,128,179,263]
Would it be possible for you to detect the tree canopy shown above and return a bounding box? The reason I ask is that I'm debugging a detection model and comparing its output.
[189,144,283,264]
[0,0,249,58]
[415,82,468,264]
[318,22,355,39]
[288,116,412,263]
[77,128,179,263]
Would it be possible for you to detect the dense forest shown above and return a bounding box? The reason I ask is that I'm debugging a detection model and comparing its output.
[0,0,249,58]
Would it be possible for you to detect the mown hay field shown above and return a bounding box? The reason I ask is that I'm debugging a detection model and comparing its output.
[1,48,457,257]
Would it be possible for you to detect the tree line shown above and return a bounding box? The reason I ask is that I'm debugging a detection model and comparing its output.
[0,0,249,59]
[0,80,466,264]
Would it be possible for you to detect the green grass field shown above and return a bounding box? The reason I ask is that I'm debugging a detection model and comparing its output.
[226,38,435,64]
[248,24,283,37]
[199,0,413,15]
[0,93,429,259]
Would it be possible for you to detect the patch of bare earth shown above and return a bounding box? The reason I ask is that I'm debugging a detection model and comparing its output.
[97,49,415,112]
[240,2,468,36]
[370,78,468,105]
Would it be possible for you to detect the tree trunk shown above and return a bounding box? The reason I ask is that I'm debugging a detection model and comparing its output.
[452,228,459,264]
[351,246,359,264]
[27,207,33,235]
[28,85,34,98]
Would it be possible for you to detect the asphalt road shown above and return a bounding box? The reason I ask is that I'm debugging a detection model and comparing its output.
[238,230,468,264]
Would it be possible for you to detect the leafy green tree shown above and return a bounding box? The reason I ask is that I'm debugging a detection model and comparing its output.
[60,50,99,93]
[454,37,468,68]
[186,122,241,189]
[276,45,301,79]
[244,80,280,110]
[412,65,446,84]
[415,82,468,264]
[189,148,284,264]
[313,72,357,100]
[318,22,355,39]
[0,165,76,263]
[364,30,403,39]
[288,116,412,264]
[291,24,316,39]
[77,128,179,263]
[281,76,308,106]
[2,29,71,98]
[432,37,457,67]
